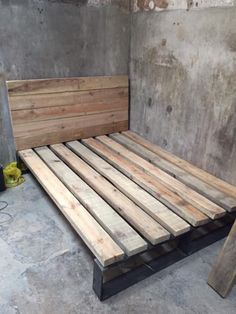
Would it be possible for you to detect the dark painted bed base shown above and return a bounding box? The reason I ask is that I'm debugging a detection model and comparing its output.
[93,213,236,301]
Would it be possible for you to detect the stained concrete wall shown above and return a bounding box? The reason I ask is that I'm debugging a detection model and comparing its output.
[132,0,236,11]
[0,0,130,165]
[0,0,130,80]
[130,6,236,185]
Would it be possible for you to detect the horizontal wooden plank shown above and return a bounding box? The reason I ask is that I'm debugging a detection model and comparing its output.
[15,121,128,151]
[66,140,190,237]
[51,143,171,245]
[19,149,124,267]
[14,111,128,150]
[11,99,127,125]
[124,131,236,200]
[35,146,147,256]
[7,75,128,96]
[119,132,236,212]
[9,87,128,111]
[109,133,226,219]
[83,138,209,227]
[14,110,127,136]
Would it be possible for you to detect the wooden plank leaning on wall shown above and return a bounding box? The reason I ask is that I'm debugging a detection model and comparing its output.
[208,220,236,298]
[0,74,16,165]
[7,76,129,150]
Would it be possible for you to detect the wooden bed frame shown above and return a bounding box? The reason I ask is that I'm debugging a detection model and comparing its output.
[6,75,236,300]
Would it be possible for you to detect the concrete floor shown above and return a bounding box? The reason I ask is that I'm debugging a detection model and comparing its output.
[0,174,235,314]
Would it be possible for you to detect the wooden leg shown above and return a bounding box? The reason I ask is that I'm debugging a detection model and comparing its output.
[208,220,236,298]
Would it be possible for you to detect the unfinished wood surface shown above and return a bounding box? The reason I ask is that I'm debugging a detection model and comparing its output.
[124,131,236,200]
[13,113,128,150]
[15,118,128,149]
[51,143,170,245]
[82,138,209,227]
[67,140,190,237]
[7,76,128,96]
[0,75,16,165]
[116,133,236,212]
[208,221,236,297]
[14,111,128,150]
[8,76,129,150]
[9,88,128,111]
[101,134,225,220]
[11,91,128,124]
[35,146,147,256]
[18,149,124,267]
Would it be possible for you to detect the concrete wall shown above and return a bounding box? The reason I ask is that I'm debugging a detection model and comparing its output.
[0,0,130,80]
[130,6,236,184]
[132,0,236,11]
[0,0,130,165]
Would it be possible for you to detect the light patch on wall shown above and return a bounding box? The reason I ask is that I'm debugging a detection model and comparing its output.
[133,0,235,11]
[87,0,130,9]
[88,0,111,5]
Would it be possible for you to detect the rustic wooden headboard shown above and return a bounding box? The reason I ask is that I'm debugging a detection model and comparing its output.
[7,75,129,150]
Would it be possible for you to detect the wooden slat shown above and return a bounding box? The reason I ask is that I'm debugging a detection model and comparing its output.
[67,140,190,237]
[82,138,209,227]
[14,111,128,150]
[18,149,124,267]
[117,133,236,212]
[51,143,170,245]
[9,87,128,111]
[35,146,147,256]
[108,134,226,219]
[11,93,128,124]
[7,75,128,96]
[124,131,236,200]
[208,221,236,297]
[11,102,126,124]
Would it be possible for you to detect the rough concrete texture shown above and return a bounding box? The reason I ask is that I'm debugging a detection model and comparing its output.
[0,174,235,313]
[132,0,236,12]
[130,7,236,185]
[0,0,130,80]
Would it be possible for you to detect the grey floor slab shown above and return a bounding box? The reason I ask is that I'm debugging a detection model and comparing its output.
[0,174,235,314]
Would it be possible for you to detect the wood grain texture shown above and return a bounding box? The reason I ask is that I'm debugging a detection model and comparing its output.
[9,87,128,111]
[14,111,128,150]
[15,121,128,150]
[108,133,226,219]
[35,146,147,256]
[121,131,236,212]
[208,221,236,297]
[19,149,124,267]
[11,91,128,124]
[7,76,128,96]
[124,131,236,200]
[83,138,209,227]
[67,140,190,237]
[8,76,129,150]
[51,143,171,245]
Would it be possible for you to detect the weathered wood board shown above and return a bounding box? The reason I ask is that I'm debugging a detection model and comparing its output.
[19,149,124,267]
[7,76,129,150]
[208,221,236,297]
